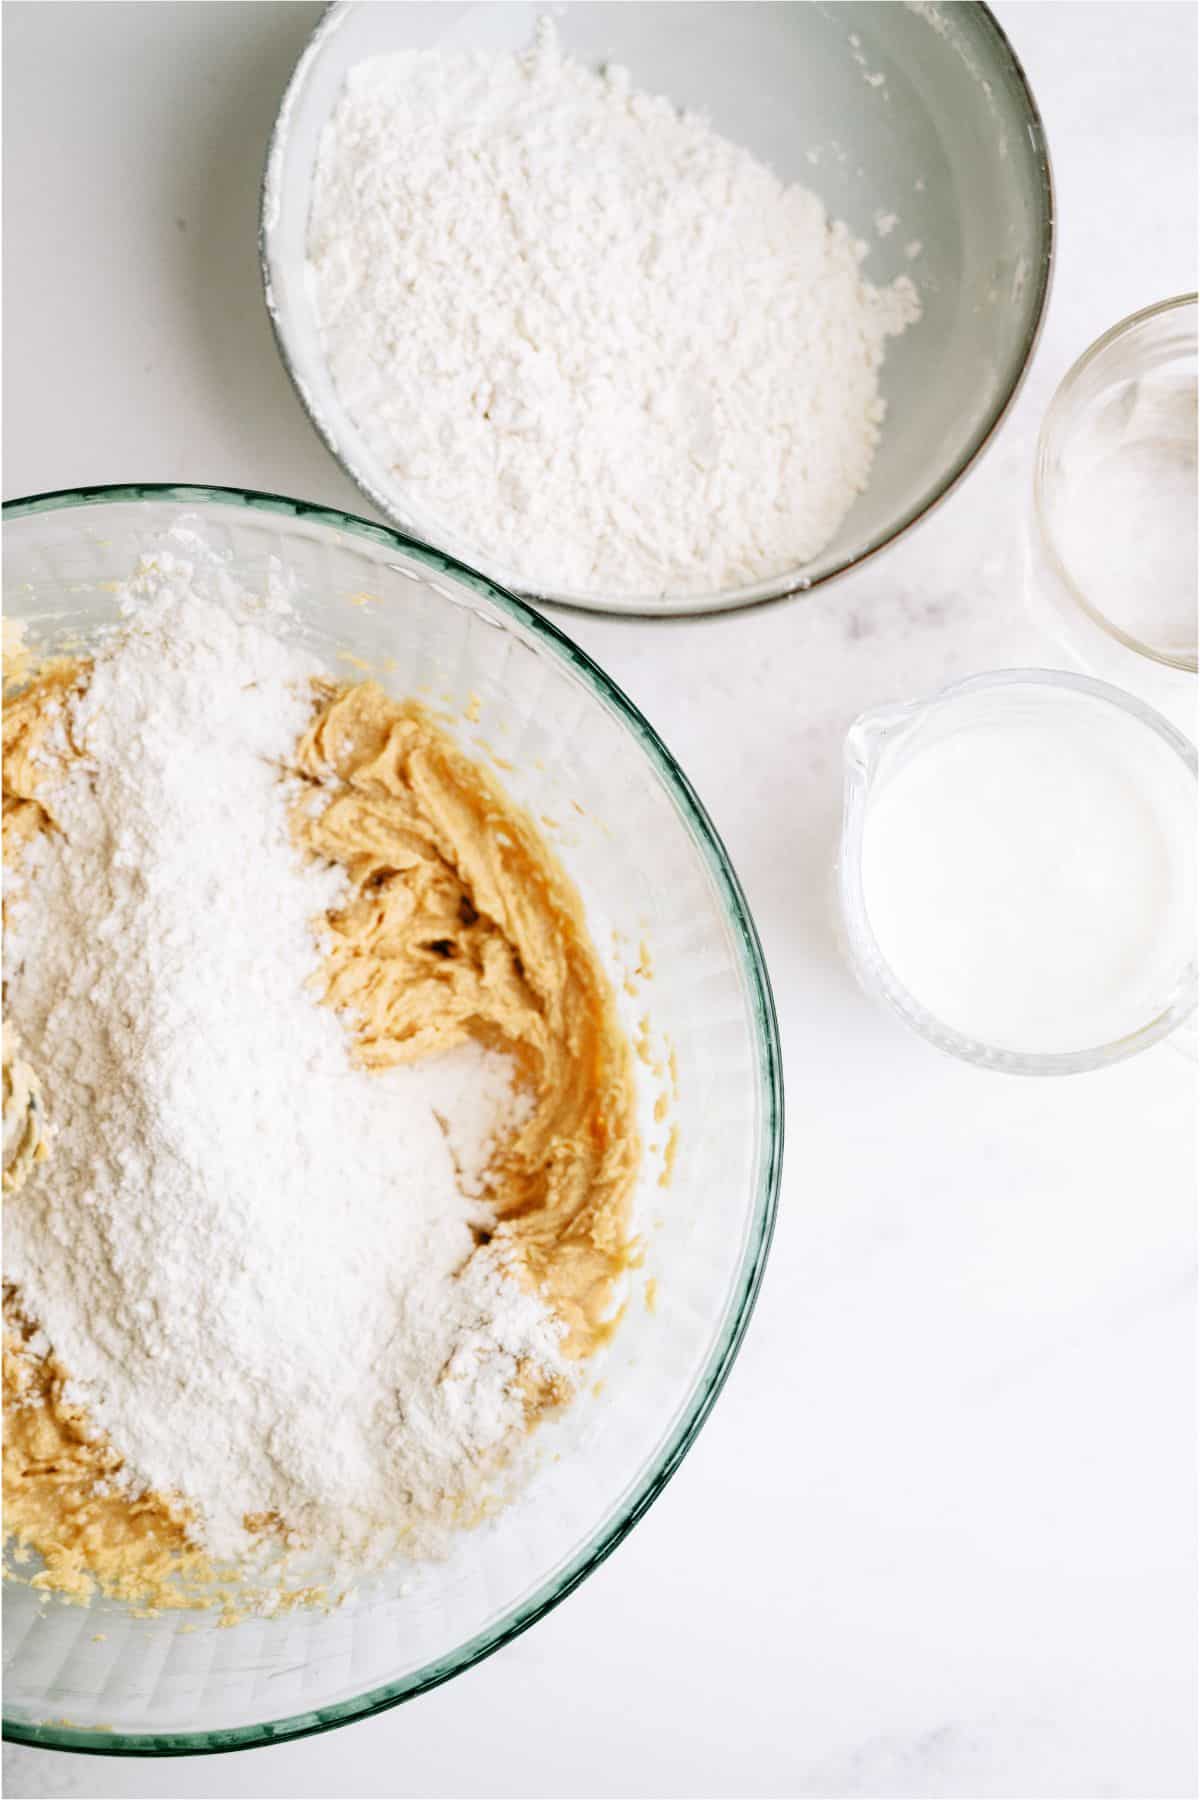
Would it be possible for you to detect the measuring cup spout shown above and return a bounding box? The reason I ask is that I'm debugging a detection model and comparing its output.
[843,700,921,782]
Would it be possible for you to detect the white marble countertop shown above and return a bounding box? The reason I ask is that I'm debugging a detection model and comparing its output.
[3,5,1195,1797]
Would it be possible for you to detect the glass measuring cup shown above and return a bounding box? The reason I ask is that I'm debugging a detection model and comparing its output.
[839,670,1197,1074]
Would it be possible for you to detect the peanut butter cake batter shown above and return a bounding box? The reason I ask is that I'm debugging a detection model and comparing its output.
[2,561,639,1609]
[292,681,637,1353]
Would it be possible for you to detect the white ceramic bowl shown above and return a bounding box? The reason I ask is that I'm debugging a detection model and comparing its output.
[2,485,781,1752]
[261,0,1053,618]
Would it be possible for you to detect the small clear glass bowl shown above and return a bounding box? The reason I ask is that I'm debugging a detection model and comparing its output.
[2,486,782,1754]
[1031,295,1198,679]
[838,669,1198,1076]
[261,0,1052,619]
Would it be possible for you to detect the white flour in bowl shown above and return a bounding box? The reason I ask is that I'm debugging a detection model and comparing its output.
[3,556,567,1572]
[306,21,920,600]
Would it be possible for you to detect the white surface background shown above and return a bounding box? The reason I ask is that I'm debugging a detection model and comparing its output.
[2,3,1196,1797]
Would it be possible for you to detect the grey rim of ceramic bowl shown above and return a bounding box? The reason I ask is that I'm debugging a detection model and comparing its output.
[1033,292,1199,675]
[1,482,782,1758]
[258,2,1056,622]
[839,668,1199,1076]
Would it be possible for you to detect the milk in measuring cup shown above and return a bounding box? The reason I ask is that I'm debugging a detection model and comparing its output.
[857,683,1196,1057]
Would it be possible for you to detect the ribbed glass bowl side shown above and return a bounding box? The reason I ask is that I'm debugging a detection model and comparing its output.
[2,485,782,1755]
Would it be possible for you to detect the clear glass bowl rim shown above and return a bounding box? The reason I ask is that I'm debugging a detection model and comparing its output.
[1032,292,1199,675]
[258,0,1055,622]
[1,481,784,1757]
[839,666,1199,1076]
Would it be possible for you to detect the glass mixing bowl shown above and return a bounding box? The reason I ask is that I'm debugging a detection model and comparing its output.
[261,0,1053,618]
[1,486,782,1754]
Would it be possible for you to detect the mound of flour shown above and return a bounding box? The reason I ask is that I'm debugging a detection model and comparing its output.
[3,554,566,1567]
[306,21,920,599]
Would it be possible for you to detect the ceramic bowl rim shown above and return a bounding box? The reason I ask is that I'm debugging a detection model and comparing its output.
[258,0,1056,622]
